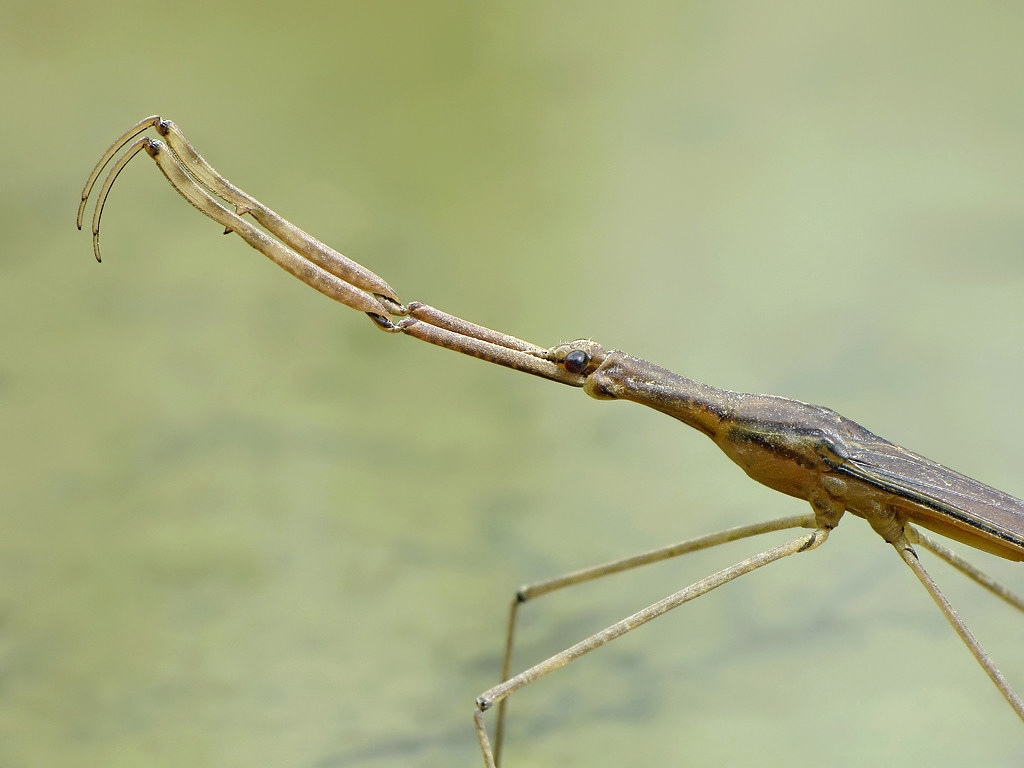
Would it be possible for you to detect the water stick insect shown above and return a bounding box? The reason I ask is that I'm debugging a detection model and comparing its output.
[78,116,1024,766]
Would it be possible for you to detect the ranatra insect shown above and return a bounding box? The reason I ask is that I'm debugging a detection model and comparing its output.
[79,116,1024,766]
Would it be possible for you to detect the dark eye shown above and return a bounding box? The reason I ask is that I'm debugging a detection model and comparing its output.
[564,349,590,374]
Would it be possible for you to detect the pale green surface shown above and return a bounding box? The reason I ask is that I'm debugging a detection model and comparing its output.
[2,2,1024,766]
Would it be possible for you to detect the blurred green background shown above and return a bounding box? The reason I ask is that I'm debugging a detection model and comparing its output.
[2,2,1023,766]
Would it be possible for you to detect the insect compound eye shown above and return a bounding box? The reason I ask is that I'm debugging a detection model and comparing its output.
[563,349,591,375]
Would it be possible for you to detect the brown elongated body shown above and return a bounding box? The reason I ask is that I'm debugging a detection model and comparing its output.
[586,350,1024,561]
[79,117,1024,767]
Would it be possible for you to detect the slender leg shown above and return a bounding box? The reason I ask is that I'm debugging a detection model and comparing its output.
[78,116,399,302]
[492,513,815,760]
[476,525,830,767]
[892,534,1024,722]
[78,119,596,388]
[84,134,394,315]
[908,526,1024,613]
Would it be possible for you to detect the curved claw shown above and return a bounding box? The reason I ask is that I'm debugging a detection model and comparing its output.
[88,137,150,262]
[78,115,163,232]
[78,117,396,316]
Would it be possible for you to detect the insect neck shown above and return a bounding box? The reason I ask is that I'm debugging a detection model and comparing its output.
[583,351,736,438]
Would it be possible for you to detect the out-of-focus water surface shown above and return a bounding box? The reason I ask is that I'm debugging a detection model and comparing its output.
[2,2,1023,766]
